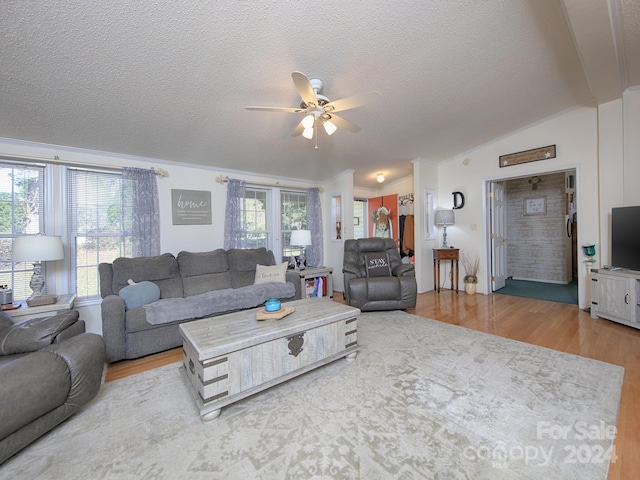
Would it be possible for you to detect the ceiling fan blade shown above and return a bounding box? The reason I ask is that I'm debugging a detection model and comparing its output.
[291,119,305,136]
[245,106,305,113]
[328,114,361,133]
[291,71,318,107]
[324,91,381,113]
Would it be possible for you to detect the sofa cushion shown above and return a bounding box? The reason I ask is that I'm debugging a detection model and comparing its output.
[228,248,276,288]
[0,310,79,355]
[177,250,232,296]
[254,262,288,285]
[366,252,392,277]
[118,281,161,310]
[112,253,183,299]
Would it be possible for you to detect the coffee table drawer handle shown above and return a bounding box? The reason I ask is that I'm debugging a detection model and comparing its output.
[188,359,195,375]
[287,333,305,357]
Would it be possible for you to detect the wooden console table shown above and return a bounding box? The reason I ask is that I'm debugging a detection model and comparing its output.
[433,248,459,293]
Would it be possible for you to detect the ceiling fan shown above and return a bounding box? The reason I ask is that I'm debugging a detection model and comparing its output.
[245,72,380,143]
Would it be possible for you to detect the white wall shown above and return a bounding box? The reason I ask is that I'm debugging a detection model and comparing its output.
[623,88,640,206]
[597,98,624,266]
[412,158,439,292]
[432,107,599,308]
[323,170,355,293]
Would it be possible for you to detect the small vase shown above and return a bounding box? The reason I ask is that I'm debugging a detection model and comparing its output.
[464,282,477,295]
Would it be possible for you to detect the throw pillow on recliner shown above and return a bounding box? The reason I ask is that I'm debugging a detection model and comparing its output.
[0,309,79,355]
[366,252,392,277]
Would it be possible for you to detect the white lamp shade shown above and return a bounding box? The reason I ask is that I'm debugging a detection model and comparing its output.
[290,230,312,247]
[434,209,455,226]
[302,114,315,129]
[12,235,64,262]
[323,120,337,136]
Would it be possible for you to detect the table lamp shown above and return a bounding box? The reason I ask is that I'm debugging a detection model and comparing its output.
[290,230,312,270]
[12,235,64,306]
[435,210,455,248]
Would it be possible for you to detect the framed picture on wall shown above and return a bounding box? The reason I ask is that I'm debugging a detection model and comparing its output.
[524,197,546,216]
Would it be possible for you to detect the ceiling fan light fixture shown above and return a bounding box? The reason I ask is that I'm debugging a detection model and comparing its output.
[376,173,385,183]
[323,120,337,136]
[302,127,314,139]
[302,114,315,130]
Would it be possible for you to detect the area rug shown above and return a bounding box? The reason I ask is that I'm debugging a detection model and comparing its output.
[1,311,623,479]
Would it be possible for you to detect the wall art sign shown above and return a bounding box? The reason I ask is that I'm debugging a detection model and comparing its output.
[499,145,556,168]
[171,189,212,225]
[524,197,547,216]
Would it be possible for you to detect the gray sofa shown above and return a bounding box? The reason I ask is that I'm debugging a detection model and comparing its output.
[99,247,302,363]
[0,310,106,465]
[343,237,417,311]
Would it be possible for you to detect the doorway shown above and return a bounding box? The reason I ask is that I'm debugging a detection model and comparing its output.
[488,169,578,304]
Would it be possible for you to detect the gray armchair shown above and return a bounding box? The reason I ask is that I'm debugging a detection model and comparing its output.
[343,237,417,311]
[0,310,106,464]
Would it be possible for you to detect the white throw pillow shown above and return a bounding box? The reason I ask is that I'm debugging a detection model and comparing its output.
[254,262,288,285]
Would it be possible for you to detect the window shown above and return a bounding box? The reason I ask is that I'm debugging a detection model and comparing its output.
[281,190,307,261]
[424,188,435,239]
[67,168,130,298]
[353,198,367,239]
[243,187,269,249]
[0,162,46,300]
[240,186,307,261]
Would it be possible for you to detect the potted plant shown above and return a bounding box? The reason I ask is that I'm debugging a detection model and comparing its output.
[462,250,480,295]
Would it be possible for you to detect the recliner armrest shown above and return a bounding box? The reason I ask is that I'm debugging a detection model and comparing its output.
[393,263,415,277]
[101,294,126,363]
[43,333,106,407]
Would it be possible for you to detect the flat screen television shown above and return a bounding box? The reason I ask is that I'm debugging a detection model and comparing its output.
[611,206,640,271]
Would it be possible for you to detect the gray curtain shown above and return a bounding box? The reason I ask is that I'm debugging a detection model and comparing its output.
[122,167,161,257]
[306,187,323,267]
[224,179,246,249]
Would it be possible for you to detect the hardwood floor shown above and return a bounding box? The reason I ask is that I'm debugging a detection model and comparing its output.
[106,290,640,479]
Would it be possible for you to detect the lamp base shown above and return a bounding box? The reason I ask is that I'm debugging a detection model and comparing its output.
[26,294,58,307]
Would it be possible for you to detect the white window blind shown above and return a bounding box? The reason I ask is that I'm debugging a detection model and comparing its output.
[0,162,46,300]
[67,168,131,298]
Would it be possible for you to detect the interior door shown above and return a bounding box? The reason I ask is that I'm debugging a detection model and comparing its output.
[491,181,507,291]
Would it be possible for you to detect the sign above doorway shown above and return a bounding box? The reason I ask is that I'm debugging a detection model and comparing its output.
[499,144,556,168]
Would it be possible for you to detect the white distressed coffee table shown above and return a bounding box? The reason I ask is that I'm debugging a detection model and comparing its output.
[179,298,360,421]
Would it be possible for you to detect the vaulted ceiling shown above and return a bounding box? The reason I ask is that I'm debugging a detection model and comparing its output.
[1,1,637,189]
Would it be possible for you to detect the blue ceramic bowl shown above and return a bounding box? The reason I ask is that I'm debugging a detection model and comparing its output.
[265,298,281,312]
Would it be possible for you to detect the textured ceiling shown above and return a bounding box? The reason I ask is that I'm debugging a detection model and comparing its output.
[0,1,637,189]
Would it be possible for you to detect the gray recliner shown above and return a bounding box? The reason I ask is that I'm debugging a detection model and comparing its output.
[0,310,106,465]
[343,237,417,311]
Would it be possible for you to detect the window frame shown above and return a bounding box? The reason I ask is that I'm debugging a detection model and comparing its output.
[0,161,49,300]
[241,185,308,262]
[66,166,130,301]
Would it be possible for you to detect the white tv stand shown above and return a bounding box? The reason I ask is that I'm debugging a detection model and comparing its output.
[591,268,640,329]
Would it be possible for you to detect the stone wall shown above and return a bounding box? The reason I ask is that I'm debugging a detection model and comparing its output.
[506,172,571,283]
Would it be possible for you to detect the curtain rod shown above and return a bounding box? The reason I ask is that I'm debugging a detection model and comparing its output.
[0,153,169,178]
[215,175,323,192]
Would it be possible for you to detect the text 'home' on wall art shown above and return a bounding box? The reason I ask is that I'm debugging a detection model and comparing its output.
[171,189,212,225]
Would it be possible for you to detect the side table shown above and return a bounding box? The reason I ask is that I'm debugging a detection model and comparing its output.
[433,249,459,293]
[290,267,334,299]
[4,293,77,323]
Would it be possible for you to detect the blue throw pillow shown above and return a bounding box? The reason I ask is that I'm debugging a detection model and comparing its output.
[119,281,161,310]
